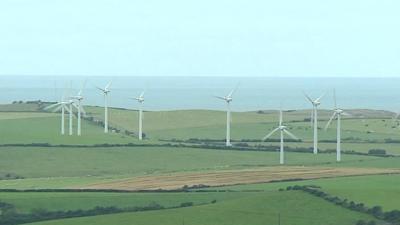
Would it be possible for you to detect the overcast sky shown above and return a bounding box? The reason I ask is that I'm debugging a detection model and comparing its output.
[0,0,399,77]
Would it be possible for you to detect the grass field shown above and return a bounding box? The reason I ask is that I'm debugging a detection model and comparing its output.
[0,146,395,189]
[85,106,400,143]
[0,112,142,145]
[0,104,399,225]
[25,191,379,225]
[208,174,400,211]
[0,191,253,213]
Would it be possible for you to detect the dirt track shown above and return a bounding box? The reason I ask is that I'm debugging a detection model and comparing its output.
[81,167,400,191]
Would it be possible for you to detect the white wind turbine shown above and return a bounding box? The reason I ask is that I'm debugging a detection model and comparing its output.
[96,81,112,133]
[325,89,348,162]
[44,96,70,135]
[304,91,326,154]
[262,109,299,165]
[71,81,86,136]
[215,86,238,147]
[132,91,145,140]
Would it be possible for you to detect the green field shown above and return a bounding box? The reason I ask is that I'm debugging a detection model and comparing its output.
[0,112,146,145]
[0,146,393,189]
[0,191,253,213]
[208,174,400,211]
[1,104,399,225]
[25,191,378,225]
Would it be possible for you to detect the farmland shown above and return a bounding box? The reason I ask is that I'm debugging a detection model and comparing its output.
[25,191,378,225]
[0,103,400,225]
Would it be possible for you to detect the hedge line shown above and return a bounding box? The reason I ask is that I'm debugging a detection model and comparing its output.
[284,185,400,225]
[0,200,206,225]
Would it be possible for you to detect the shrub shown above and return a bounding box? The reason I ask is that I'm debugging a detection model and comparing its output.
[180,202,194,207]
[368,149,386,156]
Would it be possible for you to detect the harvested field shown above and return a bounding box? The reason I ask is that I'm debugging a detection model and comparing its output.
[81,166,400,191]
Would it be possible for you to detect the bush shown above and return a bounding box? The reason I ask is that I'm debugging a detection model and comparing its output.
[356,220,367,225]
[368,149,386,156]
[180,202,194,207]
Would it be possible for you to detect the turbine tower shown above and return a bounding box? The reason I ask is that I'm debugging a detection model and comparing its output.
[71,81,86,136]
[325,89,348,162]
[44,97,70,135]
[67,99,75,135]
[215,86,238,147]
[262,109,299,164]
[304,91,326,154]
[132,91,145,140]
[96,81,112,133]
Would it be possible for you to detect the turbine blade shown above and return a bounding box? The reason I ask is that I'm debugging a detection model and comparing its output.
[333,89,337,109]
[214,95,226,101]
[78,80,87,96]
[316,91,327,102]
[279,110,283,126]
[52,105,63,112]
[105,81,112,90]
[72,103,79,110]
[227,83,239,98]
[262,127,280,141]
[95,86,106,93]
[283,129,299,140]
[342,112,351,116]
[64,105,71,113]
[140,91,145,98]
[325,112,337,130]
[44,103,61,110]
[303,92,314,104]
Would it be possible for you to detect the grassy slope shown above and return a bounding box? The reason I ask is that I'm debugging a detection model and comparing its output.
[0,191,254,213]
[85,107,400,154]
[0,146,389,189]
[26,191,378,225]
[0,112,142,145]
[209,174,400,211]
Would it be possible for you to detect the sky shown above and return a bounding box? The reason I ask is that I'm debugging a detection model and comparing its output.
[0,0,399,77]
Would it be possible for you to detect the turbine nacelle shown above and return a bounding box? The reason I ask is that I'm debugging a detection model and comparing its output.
[279,125,287,130]
[71,95,84,101]
[335,108,344,114]
[135,97,145,103]
[313,101,321,107]
[133,91,145,103]
[224,96,233,103]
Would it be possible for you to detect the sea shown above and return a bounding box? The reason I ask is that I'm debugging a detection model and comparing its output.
[0,76,398,112]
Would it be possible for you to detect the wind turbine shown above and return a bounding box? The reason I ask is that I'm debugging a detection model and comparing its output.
[132,91,145,140]
[215,86,238,147]
[304,91,326,154]
[325,89,348,162]
[71,81,86,136]
[262,109,299,165]
[44,97,70,135]
[96,81,112,133]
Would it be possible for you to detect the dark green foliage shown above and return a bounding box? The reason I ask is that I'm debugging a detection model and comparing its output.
[0,200,203,225]
[180,202,194,207]
[368,149,386,156]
